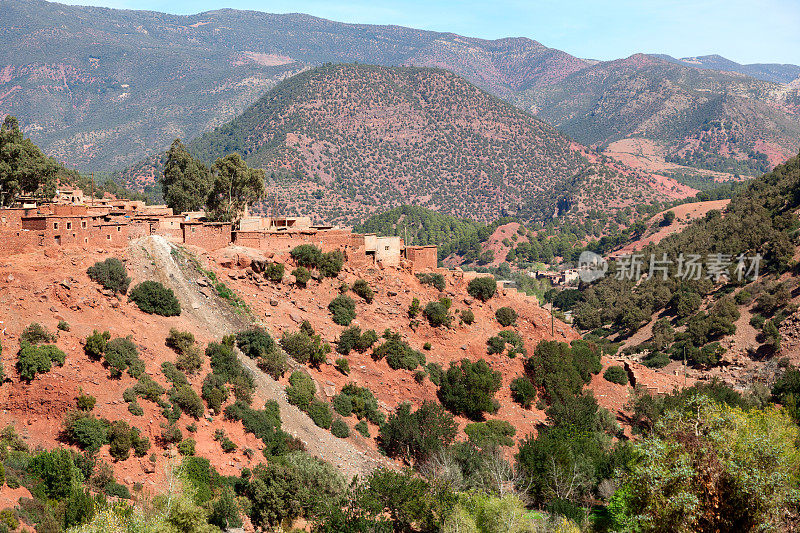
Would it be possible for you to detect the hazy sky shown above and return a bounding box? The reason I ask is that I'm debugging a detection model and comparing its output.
[62,0,800,65]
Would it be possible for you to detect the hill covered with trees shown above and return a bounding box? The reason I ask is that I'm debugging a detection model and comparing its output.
[184,64,670,224]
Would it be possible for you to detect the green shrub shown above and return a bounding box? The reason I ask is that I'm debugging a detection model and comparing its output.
[87,258,131,294]
[510,376,537,409]
[414,369,427,383]
[160,423,183,445]
[66,413,109,452]
[108,421,134,461]
[166,328,195,353]
[335,357,350,375]
[525,340,602,405]
[104,481,131,499]
[161,361,188,385]
[170,385,205,418]
[374,332,425,370]
[176,345,203,374]
[333,394,353,417]
[338,383,384,424]
[77,392,96,411]
[354,419,370,438]
[307,400,333,429]
[202,373,229,413]
[604,366,629,385]
[495,307,517,327]
[460,308,475,325]
[464,419,516,448]
[642,351,671,369]
[221,437,237,453]
[129,281,181,316]
[236,327,275,359]
[264,262,284,283]
[281,329,328,367]
[128,400,144,416]
[21,323,56,345]
[438,359,501,420]
[336,326,378,355]
[379,401,457,463]
[292,267,312,287]
[84,330,110,360]
[104,337,142,378]
[328,294,356,326]
[319,250,345,278]
[331,418,349,438]
[286,371,316,411]
[57,320,70,332]
[178,437,196,456]
[408,298,421,318]
[351,279,374,303]
[291,244,323,267]
[417,272,445,291]
[467,277,497,301]
[17,342,66,381]
[423,342,432,351]
[426,363,443,386]
[423,301,450,327]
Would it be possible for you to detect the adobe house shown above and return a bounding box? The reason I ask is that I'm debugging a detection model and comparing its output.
[403,245,438,271]
[374,236,403,266]
[92,221,129,247]
[182,221,232,251]
[21,214,93,246]
[55,188,85,205]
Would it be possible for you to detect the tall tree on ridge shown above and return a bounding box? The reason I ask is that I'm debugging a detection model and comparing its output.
[160,139,212,214]
[0,116,58,206]
[207,153,265,222]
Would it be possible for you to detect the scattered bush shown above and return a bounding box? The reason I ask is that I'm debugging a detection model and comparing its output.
[292,267,311,287]
[87,258,131,294]
[170,385,205,418]
[76,392,96,411]
[604,366,629,385]
[495,306,517,327]
[336,326,378,355]
[104,481,131,499]
[408,298,421,318]
[351,279,374,303]
[281,329,329,367]
[335,357,350,375]
[263,262,284,283]
[337,384,384,425]
[510,376,536,409]
[178,437,196,456]
[84,330,110,360]
[438,359,501,420]
[423,342,432,351]
[374,332,426,370]
[333,394,353,417]
[354,419,370,438]
[65,413,109,452]
[236,327,275,359]
[417,272,445,291]
[319,250,345,278]
[642,350,671,369]
[426,363,443,386]
[21,323,56,345]
[129,281,181,316]
[17,342,66,381]
[467,277,497,301]
[286,371,316,411]
[331,418,349,438]
[423,301,450,327]
[460,308,475,325]
[104,337,143,378]
[379,401,457,463]
[57,320,70,332]
[291,244,323,268]
[166,328,195,353]
[328,294,356,326]
[160,423,183,445]
[307,400,333,429]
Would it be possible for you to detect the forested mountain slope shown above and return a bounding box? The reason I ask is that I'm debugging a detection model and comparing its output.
[183,64,672,224]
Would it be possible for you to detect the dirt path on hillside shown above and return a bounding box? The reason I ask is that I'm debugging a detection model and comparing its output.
[127,236,390,479]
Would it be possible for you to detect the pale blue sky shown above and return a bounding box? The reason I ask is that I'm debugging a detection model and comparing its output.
[62,0,800,64]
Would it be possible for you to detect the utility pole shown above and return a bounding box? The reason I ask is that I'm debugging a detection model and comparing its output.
[91,172,95,206]
[683,345,687,387]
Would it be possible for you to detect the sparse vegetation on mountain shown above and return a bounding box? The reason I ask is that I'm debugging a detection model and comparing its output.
[379,401,457,464]
[328,294,356,326]
[373,331,426,371]
[17,342,66,381]
[351,279,374,303]
[495,306,517,327]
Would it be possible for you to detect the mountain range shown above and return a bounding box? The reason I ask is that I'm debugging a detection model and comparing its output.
[1,0,798,178]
